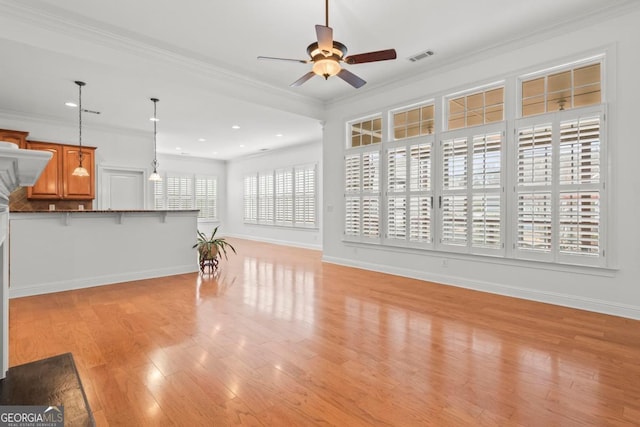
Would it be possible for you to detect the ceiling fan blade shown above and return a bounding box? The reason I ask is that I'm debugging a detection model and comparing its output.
[315,25,334,55]
[258,56,309,64]
[290,71,316,87]
[337,68,366,89]
[344,49,397,64]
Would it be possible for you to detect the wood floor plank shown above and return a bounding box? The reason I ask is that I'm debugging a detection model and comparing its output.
[8,238,640,425]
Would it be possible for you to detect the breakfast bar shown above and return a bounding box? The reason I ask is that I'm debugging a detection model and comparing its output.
[9,210,199,298]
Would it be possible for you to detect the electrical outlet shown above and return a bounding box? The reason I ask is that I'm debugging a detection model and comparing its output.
[441,259,448,268]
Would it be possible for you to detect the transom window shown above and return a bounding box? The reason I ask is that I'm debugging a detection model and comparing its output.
[350,116,382,147]
[447,86,504,130]
[521,62,601,117]
[392,103,434,140]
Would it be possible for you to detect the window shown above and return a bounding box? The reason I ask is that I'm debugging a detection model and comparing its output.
[385,104,434,246]
[440,125,504,254]
[275,169,293,225]
[153,173,218,220]
[195,177,217,219]
[343,55,606,268]
[521,62,601,117]
[515,106,604,264]
[243,164,318,228]
[350,116,382,147]
[447,86,504,130]
[393,104,434,140]
[243,175,257,223]
[344,150,380,238]
[167,175,193,210]
[295,165,316,227]
[258,173,274,224]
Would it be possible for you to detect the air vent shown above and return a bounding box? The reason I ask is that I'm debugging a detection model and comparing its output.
[408,50,434,62]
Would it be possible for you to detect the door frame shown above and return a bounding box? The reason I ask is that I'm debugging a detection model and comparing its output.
[97,165,148,210]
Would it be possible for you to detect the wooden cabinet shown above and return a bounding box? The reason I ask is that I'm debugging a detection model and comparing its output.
[26,141,96,200]
[0,129,28,149]
[26,142,62,198]
[62,146,95,199]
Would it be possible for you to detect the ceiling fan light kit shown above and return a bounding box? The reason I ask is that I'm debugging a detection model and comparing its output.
[258,0,397,89]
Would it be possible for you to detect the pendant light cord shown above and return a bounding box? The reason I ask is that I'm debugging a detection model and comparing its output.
[77,81,84,166]
[153,100,157,161]
[151,98,159,173]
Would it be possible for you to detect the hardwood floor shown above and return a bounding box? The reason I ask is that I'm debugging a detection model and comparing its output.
[9,239,640,426]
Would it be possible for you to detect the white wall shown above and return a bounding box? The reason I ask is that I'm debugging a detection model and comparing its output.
[226,141,323,249]
[322,7,640,319]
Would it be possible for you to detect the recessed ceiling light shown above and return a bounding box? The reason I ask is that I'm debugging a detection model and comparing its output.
[239,144,245,148]
[231,125,240,129]
[175,147,181,150]
[65,102,77,107]
[198,138,206,142]
[212,151,218,155]
[275,133,283,137]
[150,117,160,122]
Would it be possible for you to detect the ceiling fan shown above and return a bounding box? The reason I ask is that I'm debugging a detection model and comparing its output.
[258,0,397,89]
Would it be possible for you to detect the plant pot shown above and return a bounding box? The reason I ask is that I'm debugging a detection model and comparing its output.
[198,245,218,261]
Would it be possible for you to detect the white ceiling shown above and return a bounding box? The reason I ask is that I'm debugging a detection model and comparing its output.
[0,0,633,160]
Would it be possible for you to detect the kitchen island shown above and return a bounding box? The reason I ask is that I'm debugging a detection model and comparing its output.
[9,210,199,297]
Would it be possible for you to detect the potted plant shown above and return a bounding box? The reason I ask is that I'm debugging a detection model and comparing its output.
[193,226,237,272]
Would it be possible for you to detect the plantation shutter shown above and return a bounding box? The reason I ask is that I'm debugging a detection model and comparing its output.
[441,137,468,246]
[153,179,165,210]
[258,172,274,224]
[295,165,316,227]
[362,151,380,238]
[514,108,604,265]
[471,132,502,249]
[166,175,193,209]
[243,175,257,223]
[515,123,553,256]
[387,147,407,240]
[195,177,217,219]
[558,115,601,257]
[275,169,293,225]
[344,150,380,240]
[409,142,432,244]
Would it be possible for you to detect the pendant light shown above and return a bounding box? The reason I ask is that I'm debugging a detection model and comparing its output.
[149,97,161,181]
[72,80,89,177]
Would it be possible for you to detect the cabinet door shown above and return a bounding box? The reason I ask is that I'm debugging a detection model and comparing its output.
[0,129,28,149]
[63,146,95,199]
[26,142,62,199]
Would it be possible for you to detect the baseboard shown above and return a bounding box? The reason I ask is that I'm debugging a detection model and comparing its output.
[226,233,322,251]
[9,265,198,298]
[322,255,640,320]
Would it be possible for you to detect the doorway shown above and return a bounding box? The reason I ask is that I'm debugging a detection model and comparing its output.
[98,167,145,210]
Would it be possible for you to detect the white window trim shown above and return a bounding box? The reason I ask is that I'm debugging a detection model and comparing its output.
[244,163,319,229]
[153,172,218,221]
[342,52,611,270]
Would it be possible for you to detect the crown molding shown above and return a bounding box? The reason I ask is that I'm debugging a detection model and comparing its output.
[0,1,325,119]
[0,108,149,140]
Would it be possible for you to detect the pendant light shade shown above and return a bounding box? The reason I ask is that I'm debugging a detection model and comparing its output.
[149,97,161,181]
[72,80,89,177]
